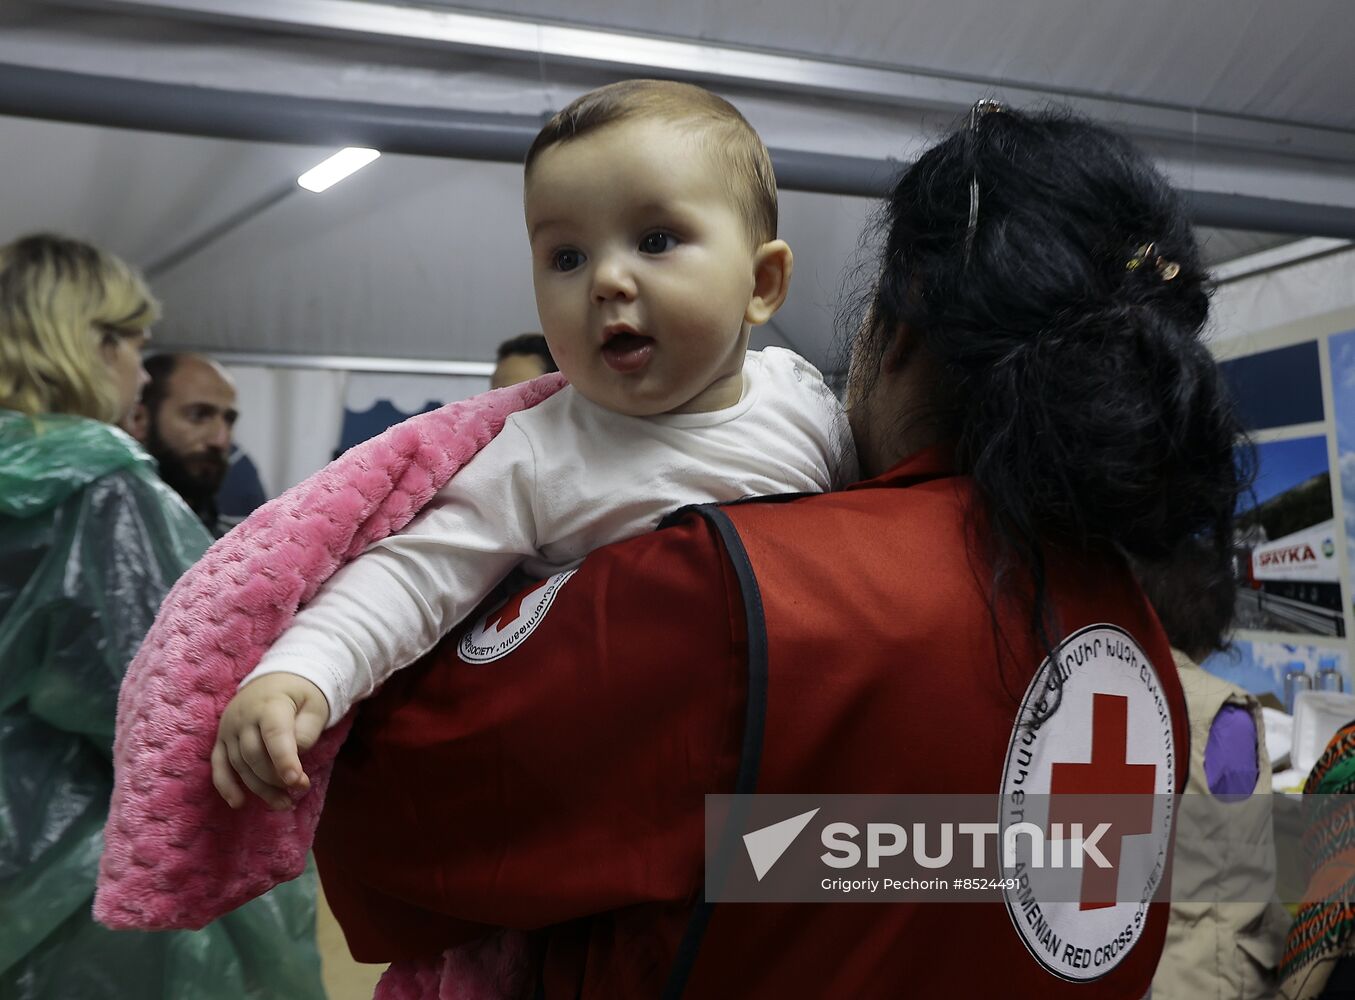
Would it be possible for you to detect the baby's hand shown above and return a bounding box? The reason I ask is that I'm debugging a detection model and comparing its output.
[212,672,329,810]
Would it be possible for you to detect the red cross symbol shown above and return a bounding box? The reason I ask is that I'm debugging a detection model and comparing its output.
[1048,693,1156,910]
[484,585,535,633]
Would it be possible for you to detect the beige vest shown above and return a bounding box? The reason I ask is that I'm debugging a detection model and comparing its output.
[1152,650,1289,1000]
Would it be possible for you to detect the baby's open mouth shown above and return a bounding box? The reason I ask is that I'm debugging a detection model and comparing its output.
[601,331,655,373]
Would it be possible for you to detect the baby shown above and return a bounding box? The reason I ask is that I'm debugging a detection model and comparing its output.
[212,79,855,808]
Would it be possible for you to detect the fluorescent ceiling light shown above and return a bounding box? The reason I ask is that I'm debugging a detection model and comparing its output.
[297,147,380,192]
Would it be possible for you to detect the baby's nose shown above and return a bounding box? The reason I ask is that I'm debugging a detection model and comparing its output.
[590,255,637,302]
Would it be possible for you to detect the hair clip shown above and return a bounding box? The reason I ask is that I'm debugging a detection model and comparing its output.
[970,99,1005,125]
[1126,243,1181,281]
[964,100,1006,265]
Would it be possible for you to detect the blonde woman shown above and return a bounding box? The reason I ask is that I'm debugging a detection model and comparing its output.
[0,234,324,1000]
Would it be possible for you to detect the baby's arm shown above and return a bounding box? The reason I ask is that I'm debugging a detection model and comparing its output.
[213,421,540,806]
[212,672,329,809]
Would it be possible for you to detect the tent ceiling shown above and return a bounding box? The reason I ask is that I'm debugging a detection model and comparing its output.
[435,0,1352,130]
[5,2,1351,157]
[50,0,1355,138]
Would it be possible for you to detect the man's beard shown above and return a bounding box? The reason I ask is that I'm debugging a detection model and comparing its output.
[145,421,229,515]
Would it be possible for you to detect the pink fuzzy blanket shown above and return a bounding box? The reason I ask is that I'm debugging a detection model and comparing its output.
[94,374,566,998]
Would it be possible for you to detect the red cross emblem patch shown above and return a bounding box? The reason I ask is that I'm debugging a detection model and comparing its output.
[457,569,577,663]
[999,624,1175,981]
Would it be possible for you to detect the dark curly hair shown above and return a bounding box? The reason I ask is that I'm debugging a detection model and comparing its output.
[1133,540,1238,663]
[846,107,1250,706]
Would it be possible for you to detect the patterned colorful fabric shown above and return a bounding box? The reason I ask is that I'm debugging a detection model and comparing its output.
[1280,721,1355,999]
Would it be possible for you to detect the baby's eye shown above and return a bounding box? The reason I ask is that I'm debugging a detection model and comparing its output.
[552,248,584,272]
[639,232,678,254]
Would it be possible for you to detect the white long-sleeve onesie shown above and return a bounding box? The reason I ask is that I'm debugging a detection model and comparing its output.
[242,348,856,725]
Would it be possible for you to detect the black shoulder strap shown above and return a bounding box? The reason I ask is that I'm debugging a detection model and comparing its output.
[537,502,774,1000]
[659,503,770,1000]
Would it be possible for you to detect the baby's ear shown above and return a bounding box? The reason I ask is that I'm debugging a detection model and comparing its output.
[745,240,793,326]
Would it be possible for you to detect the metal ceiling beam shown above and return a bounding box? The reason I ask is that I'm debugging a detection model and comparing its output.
[1183,192,1355,242]
[7,63,1355,240]
[0,62,545,160]
[0,63,900,197]
[58,0,1355,165]
[155,348,496,376]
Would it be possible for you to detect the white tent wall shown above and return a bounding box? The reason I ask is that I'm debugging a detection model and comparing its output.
[222,365,492,496]
[151,156,540,360]
[224,364,350,497]
[0,116,340,269]
[1212,246,1355,356]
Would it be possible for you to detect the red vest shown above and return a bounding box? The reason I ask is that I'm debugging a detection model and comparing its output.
[315,446,1188,998]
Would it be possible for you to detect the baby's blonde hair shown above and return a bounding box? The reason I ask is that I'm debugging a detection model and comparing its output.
[0,233,160,422]
[525,79,778,246]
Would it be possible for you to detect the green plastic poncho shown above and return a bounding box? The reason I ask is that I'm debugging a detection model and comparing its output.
[0,409,326,999]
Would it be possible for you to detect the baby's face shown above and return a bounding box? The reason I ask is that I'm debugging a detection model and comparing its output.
[524,119,760,416]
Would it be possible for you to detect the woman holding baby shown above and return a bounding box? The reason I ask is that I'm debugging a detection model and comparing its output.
[212,86,1243,998]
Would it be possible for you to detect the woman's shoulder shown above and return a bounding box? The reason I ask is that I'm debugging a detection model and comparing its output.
[78,463,212,562]
[0,410,152,520]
